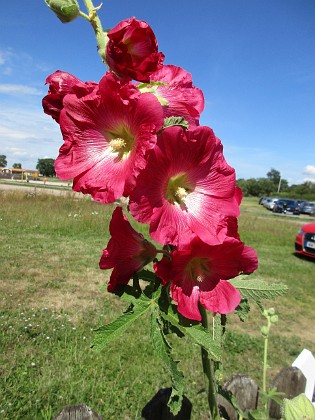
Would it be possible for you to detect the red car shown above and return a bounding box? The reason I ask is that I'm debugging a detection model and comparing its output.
[295,222,315,259]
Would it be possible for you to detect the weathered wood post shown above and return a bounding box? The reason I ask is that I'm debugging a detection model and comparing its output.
[53,403,103,420]
[268,367,306,419]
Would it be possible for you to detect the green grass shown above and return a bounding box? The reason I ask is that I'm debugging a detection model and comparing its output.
[0,190,314,419]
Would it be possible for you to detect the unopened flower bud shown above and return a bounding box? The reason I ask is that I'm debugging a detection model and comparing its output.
[261,326,269,337]
[45,0,80,23]
[270,315,278,324]
[268,308,275,315]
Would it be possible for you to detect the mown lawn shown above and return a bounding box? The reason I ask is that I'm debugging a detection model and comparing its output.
[0,190,314,419]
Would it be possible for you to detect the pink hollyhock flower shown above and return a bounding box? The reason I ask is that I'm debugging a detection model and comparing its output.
[129,125,242,248]
[42,70,97,123]
[106,17,165,82]
[100,207,157,292]
[140,65,204,126]
[154,237,258,321]
[55,72,164,203]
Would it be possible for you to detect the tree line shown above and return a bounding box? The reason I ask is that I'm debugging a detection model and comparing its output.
[237,168,315,200]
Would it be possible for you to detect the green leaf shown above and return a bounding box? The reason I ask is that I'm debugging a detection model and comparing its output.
[151,309,184,415]
[162,116,189,131]
[281,393,315,420]
[160,307,221,361]
[230,277,288,302]
[137,81,168,90]
[235,298,251,322]
[261,387,285,406]
[137,268,156,282]
[92,300,150,350]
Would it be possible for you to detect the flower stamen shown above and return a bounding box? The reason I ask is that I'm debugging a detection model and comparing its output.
[110,137,126,151]
[166,172,193,206]
[175,186,188,201]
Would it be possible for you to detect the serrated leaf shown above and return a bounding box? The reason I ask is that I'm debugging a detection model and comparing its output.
[92,300,150,350]
[151,309,184,415]
[160,308,221,361]
[230,278,288,301]
[235,298,251,322]
[162,116,189,130]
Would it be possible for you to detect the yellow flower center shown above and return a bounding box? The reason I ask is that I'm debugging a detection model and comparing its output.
[166,173,193,206]
[109,138,126,151]
[106,125,134,159]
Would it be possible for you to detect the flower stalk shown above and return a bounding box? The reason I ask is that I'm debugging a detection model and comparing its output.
[199,305,219,420]
[261,307,278,411]
[82,0,107,64]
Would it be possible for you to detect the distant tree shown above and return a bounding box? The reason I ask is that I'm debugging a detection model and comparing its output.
[36,158,56,177]
[0,155,7,168]
[267,168,281,185]
[12,163,22,169]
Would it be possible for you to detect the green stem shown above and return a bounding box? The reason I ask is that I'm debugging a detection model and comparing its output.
[82,0,108,64]
[262,317,271,406]
[199,305,219,420]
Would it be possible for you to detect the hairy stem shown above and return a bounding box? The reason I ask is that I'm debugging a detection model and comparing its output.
[82,0,108,64]
[262,316,271,405]
[199,305,219,420]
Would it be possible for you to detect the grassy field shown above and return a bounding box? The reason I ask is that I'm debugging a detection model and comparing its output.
[0,190,314,419]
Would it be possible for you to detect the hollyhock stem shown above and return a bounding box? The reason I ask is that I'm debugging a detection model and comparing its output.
[82,0,108,64]
[199,305,219,420]
[156,249,171,258]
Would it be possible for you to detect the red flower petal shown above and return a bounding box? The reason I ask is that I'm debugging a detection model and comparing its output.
[55,72,163,202]
[199,281,241,314]
[100,207,157,292]
[130,125,239,247]
[154,236,257,320]
[106,17,164,82]
[148,65,205,126]
[42,70,97,123]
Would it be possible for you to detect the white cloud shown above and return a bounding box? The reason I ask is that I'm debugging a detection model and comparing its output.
[303,177,315,183]
[5,147,33,157]
[0,103,62,169]
[0,125,33,140]
[0,83,43,95]
[303,165,315,175]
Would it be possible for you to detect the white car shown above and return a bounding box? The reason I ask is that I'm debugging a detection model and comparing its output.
[264,198,279,210]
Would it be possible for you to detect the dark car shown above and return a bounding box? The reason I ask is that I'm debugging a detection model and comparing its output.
[273,199,300,215]
[295,222,315,259]
[299,201,315,216]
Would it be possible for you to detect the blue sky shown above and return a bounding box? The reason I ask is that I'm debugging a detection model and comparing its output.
[0,0,314,184]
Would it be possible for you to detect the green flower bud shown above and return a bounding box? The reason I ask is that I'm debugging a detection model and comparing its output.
[45,0,80,23]
[261,326,269,337]
[268,307,275,315]
[270,315,278,324]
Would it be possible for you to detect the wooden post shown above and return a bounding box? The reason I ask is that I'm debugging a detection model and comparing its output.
[268,367,306,419]
[223,374,259,412]
[53,403,103,420]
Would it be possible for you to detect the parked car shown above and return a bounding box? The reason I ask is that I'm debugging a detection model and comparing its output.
[272,199,300,215]
[259,197,269,205]
[299,201,315,216]
[295,222,315,259]
[263,198,279,210]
